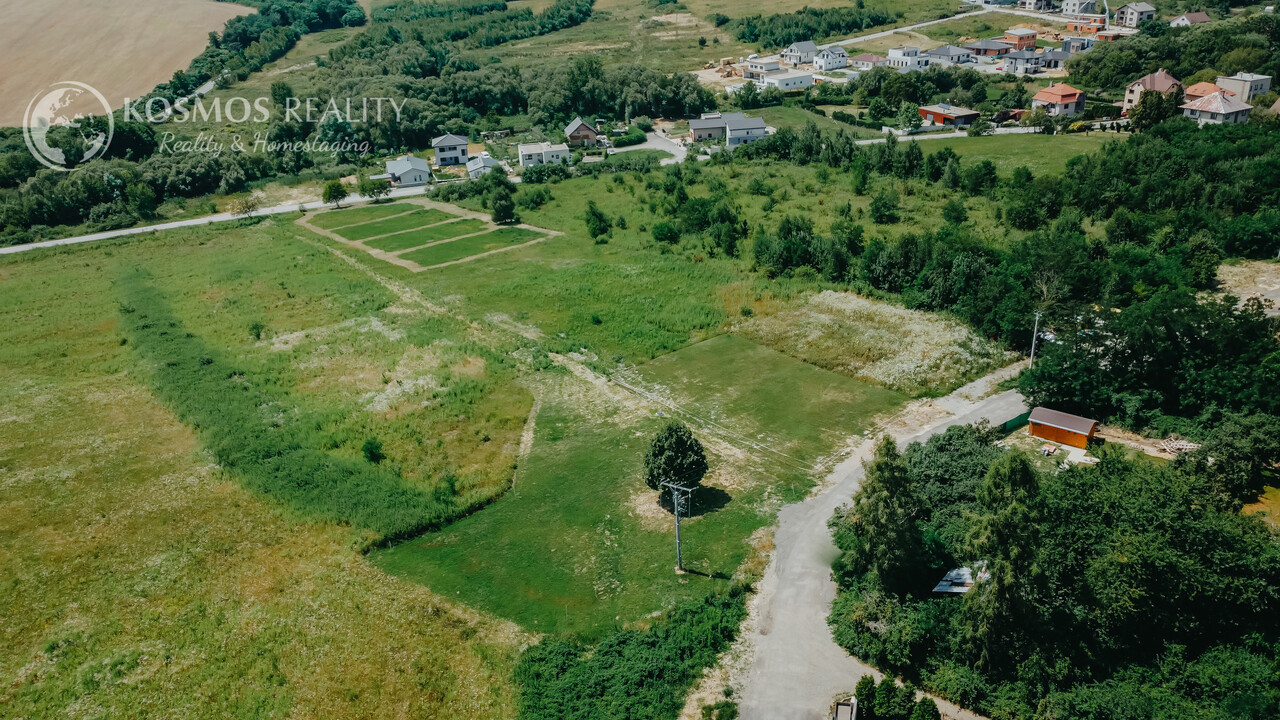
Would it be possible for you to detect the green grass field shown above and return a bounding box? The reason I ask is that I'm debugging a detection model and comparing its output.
[915,132,1122,176]
[372,334,900,634]
[366,218,490,252]
[333,208,460,241]
[400,227,547,266]
[310,202,419,229]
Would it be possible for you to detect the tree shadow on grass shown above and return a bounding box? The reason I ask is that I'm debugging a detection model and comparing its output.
[658,485,731,518]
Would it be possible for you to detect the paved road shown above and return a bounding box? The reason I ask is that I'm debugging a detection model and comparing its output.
[0,184,433,256]
[739,372,1028,720]
[823,6,1068,51]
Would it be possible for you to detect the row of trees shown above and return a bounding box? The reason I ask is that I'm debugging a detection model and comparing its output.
[830,426,1280,719]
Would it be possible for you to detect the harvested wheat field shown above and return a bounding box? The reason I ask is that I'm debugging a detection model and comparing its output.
[0,0,251,126]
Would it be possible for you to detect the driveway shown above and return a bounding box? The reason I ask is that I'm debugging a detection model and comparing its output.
[738,366,1028,720]
[612,130,687,165]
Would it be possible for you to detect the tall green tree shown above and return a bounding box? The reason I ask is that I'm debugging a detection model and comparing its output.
[644,422,708,504]
[835,436,922,594]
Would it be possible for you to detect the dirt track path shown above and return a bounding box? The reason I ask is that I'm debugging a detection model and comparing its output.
[737,364,1027,720]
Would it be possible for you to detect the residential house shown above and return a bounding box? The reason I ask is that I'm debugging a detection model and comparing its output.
[1004,28,1038,50]
[689,112,769,148]
[1095,29,1127,41]
[1004,49,1043,74]
[1170,11,1211,26]
[964,39,1013,57]
[1216,72,1272,101]
[431,133,469,166]
[1114,2,1156,27]
[781,41,819,65]
[1039,49,1073,70]
[849,52,888,69]
[1121,68,1181,111]
[1061,36,1095,53]
[1184,81,1231,101]
[563,117,600,147]
[1067,16,1107,33]
[370,155,432,186]
[465,154,502,179]
[886,46,930,72]
[745,55,781,79]
[1060,0,1098,16]
[1018,0,1053,10]
[917,103,980,127]
[813,46,849,71]
[516,141,569,168]
[925,45,974,65]
[1032,82,1087,115]
[1180,91,1253,124]
[757,70,814,91]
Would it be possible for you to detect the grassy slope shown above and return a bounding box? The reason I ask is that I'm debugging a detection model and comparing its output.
[913,132,1122,176]
[0,223,527,719]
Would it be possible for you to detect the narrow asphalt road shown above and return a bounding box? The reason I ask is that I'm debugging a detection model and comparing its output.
[739,370,1028,720]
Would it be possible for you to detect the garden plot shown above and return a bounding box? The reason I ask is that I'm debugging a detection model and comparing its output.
[399,227,548,268]
[309,202,419,229]
[334,208,459,241]
[368,218,490,251]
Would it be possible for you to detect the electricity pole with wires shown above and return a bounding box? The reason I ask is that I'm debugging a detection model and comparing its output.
[661,481,696,572]
[1029,311,1043,369]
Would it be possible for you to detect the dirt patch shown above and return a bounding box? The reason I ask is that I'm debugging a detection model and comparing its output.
[1217,261,1280,316]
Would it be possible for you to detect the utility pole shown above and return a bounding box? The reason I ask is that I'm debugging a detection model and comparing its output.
[661,481,695,572]
[1029,311,1043,369]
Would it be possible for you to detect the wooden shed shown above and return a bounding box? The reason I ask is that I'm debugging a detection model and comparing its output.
[1028,407,1097,449]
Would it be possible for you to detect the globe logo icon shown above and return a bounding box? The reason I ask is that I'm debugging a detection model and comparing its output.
[23,81,115,172]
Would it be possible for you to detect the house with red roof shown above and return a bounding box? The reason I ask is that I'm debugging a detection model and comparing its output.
[1032,82,1087,116]
[1121,68,1181,112]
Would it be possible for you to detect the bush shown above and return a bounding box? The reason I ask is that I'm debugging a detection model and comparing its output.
[652,221,681,244]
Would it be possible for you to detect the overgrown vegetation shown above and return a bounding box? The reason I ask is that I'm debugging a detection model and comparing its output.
[829,426,1280,719]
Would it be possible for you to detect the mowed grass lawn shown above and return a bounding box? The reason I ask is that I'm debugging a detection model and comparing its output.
[400,227,546,266]
[367,218,490,252]
[334,208,459,241]
[373,335,902,634]
[915,132,1122,175]
[310,202,418,229]
[634,334,905,462]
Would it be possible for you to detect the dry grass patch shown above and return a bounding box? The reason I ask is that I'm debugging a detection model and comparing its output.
[733,290,1016,397]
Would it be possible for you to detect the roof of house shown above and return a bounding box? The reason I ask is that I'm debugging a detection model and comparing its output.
[1005,49,1042,60]
[564,117,596,136]
[1222,71,1271,81]
[516,141,569,155]
[933,566,991,594]
[1174,11,1211,23]
[965,39,1014,50]
[1185,81,1231,97]
[1128,68,1180,92]
[431,133,468,148]
[926,44,972,58]
[1040,49,1073,60]
[1029,407,1098,435]
[817,46,848,57]
[749,54,782,65]
[1180,91,1254,114]
[849,52,886,63]
[1118,1,1155,11]
[919,103,979,117]
[722,112,766,133]
[1033,83,1085,103]
[466,155,501,171]
[1005,28,1037,36]
[784,40,819,53]
[1273,97,1280,113]
[690,116,726,130]
[764,70,813,80]
[386,155,431,175]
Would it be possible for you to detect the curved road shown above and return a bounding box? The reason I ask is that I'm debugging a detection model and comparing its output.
[739,372,1027,720]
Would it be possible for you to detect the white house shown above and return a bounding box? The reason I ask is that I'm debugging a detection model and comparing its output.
[745,55,782,79]
[1114,2,1156,27]
[516,141,569,168]
[466,153,502,179]
[431,133,469,166]
[1060,0,1098,15]
[1180,91,1253,125]
[1216,72,1272,101]
[370,155,432,186]
[781,41,819,65]
[724,112,768,148]
[813,46,849,72]
[1061,36,1094,53]
[849,53,888,70]
[1003,50,1043,74]
[924,45,973,65]
[1018,0,1052,9]
[1170,11,1211,26]
[887,46,930,72]
[757,70,814,91]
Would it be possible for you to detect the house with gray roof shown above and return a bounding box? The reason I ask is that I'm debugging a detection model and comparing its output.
[687,112,768,148]
[1115,1,1156,27]
[925,45,974,65]
[1003,49,1043,74]
[1039,49,1073,71]
[965,38,1013,57]
[466,154,502,179]
[370,155,432,186]
[431,133,469,166]
[781,41,819,65]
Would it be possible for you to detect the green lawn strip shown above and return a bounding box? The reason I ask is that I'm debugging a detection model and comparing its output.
[364,218,492,252]
[310,203,418,229]
[335,208,459,241]
[913,132,1118,175]
[399,227,545,266]
[633,334,906,464]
